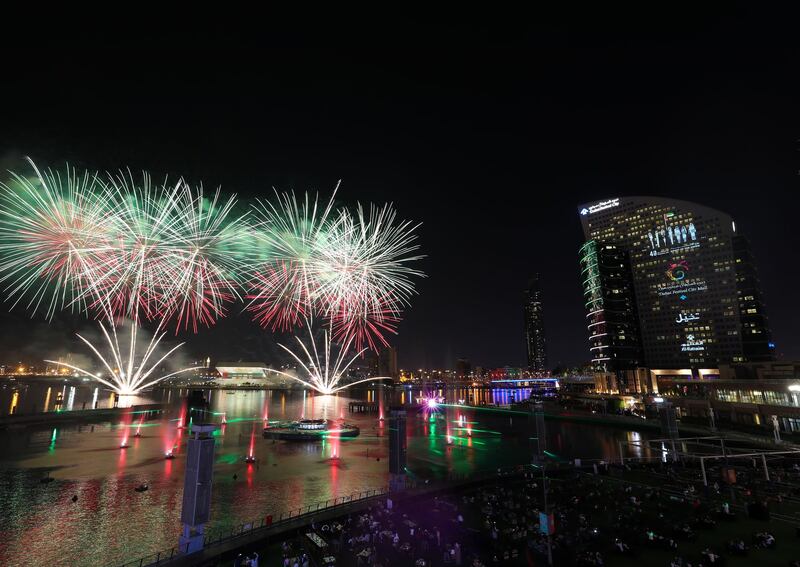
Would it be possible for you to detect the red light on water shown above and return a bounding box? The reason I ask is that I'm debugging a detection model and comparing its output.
[134,413,145,437]
[247,423,256,459]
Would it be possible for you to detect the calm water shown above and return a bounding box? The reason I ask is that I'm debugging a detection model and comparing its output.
[0,382,652,567]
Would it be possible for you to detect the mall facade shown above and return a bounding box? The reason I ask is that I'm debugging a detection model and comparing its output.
[578,197,774,388]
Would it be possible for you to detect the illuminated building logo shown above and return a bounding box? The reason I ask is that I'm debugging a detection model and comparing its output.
[666,260,689,282]
[580,198,619,216]
[676,312,700,324]
[681,333,705,352]
[647,218,699,257]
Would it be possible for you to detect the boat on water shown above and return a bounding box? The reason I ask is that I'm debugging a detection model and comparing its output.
[263,419,360,441]
[415,395,445,408]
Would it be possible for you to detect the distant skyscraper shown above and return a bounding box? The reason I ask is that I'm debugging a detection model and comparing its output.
[732,235,774,361]
[523,275,548,372]
[362,346,399,379]
[455,358,471,379]
[578,196,774,369]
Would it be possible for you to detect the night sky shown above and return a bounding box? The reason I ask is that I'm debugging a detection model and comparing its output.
[0,11,798,370]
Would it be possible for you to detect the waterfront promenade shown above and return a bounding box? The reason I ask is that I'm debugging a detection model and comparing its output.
[234,465,800,566]
[116,456,800,567]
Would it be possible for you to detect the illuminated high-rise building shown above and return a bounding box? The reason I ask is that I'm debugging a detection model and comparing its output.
[523,275,548,372]
[579,240,643,375]
[362,346,399,380]
[578,197,774,370]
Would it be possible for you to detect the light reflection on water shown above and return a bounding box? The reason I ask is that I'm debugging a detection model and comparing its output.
[0,383,652,567]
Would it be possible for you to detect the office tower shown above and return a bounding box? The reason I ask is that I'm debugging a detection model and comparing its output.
[523,275,548,372]
[578,196,774,368]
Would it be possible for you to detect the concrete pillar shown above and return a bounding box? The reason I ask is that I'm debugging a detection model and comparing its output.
[179,423,218,554]
[388,409,407,492]
[530,402,546,463]
[658,402,679,439]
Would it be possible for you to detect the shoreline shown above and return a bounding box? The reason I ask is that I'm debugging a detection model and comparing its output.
[0,403,166,429]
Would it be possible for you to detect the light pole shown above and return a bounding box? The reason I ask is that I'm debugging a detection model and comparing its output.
[541,457,553,566]
[530,400,553,566]
[706,395,716,432]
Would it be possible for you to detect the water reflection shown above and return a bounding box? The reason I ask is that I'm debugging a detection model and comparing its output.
[0,384,653,567]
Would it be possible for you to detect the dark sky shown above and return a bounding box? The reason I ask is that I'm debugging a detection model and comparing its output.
[0,10,798,370]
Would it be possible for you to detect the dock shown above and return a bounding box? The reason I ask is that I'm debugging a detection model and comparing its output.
[0,403,166,429]
[348,401,380,413]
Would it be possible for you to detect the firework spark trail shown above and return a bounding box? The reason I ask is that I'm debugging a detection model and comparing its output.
[318,203,423,350]
[245,188,338,331]
[80,168,178,323]
[269,326,390,395]
[44,319,199,395]
[246,189,424,349]
[0,158,116,319]
[90,172,248,329]
[158,183,247,332]
[317,203,423,312]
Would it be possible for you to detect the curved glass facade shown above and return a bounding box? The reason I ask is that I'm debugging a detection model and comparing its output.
[578,196,773,369]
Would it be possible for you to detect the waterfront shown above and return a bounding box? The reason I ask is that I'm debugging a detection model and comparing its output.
[0,384,655,567]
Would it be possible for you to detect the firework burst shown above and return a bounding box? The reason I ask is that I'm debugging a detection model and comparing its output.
[245,188,337,331]
[156,182,247,332]
[318,203,423,350]
[0,158,424,396]
[45,319,198,396]
[0,158,115,319]
[269,325,389,395]
[91,171,246,330]
[246,189,424,350]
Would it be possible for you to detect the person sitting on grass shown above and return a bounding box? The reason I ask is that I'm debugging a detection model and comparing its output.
[726,539,747,555]
[700,547,722,564]
[753,531,776,549]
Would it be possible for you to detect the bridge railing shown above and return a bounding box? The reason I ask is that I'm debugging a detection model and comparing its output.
[112,463,552,567]
[111,488,387,567]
